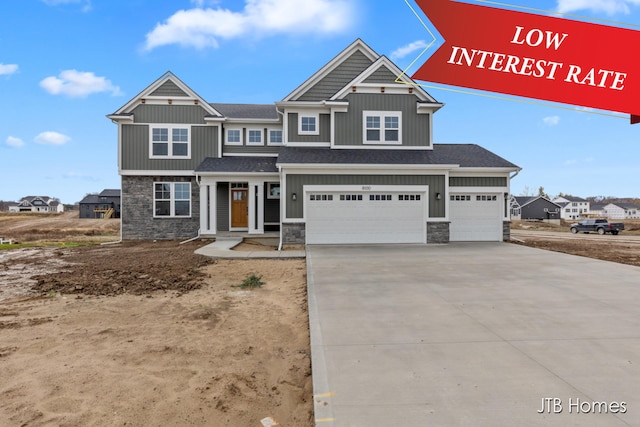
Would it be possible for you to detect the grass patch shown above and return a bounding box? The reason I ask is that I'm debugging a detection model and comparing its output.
[238,273,265,289]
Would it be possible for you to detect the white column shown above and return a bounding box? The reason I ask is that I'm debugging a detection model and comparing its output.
[210,181,217,234]
[199,180,217,235]
[248,180,264,234]
[199,183,209,233]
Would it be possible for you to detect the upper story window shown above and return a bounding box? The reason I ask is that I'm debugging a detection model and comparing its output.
[154,182,191,217]
[299,114,319,135]
[247,129,263,146]
[363,111,402,145]
[150,126,190,158]
[268,129,283,145]
[226,128,242,145]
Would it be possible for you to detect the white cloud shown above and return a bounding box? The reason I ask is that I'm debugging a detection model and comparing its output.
[543,115,561,126]
[557,0,640,14]
[35,131,71,145]
[6,136,24,148]
[40,70,122,98]
[0,63,19,75]
[390,40,430,61]
[42,0,92,12]
[144,0,354,51]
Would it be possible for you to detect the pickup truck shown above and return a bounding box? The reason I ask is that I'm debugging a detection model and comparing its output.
[570,219,624,235]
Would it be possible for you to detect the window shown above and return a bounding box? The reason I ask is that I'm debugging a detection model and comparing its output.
[363,111,401,144]
[310,194,333,201]
[247,129,263,145]
[226,129,242,145]
[399,194,421,201]
[339,194,363,201]
[151,126,190,158]
[154,182,191,217]
[268,129,283,145]
[370,194,392,201]
[267,183,280,199]
[299,114,319,135]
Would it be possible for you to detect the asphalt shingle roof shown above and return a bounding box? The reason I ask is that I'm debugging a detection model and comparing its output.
[196,156,278,173]
[210,103,279,120]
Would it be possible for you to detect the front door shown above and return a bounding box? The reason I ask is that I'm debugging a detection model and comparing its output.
[231,189,248,228]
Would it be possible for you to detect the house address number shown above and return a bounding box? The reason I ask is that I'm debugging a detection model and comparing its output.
[362,186,371,191]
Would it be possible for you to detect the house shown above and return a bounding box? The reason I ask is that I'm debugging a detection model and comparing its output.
[512,196,562,223]
[9,196,64,213]
[79,189,121,219]
[601,203,640,219]
[107,39,520,244]
[552,195,589,220]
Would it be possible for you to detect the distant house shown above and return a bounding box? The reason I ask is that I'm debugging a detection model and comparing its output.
[79,189,121,219]
[552,196,590,220]
[512,196,562,223]
[601,203,640,220]
[9,196,64,213]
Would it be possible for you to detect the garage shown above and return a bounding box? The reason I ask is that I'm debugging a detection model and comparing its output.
[449,193,503,241]
[304,187,428,244]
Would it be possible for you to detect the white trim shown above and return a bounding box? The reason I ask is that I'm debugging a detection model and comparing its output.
[278,164,459,173]
[246,128,264,146]
[329,144,430,150]
[121,170,195,176]
[221,152,279,157]
[267,128,283,146]
[149,124,191,159]
[267,182,281,199]
[285,142,331,148]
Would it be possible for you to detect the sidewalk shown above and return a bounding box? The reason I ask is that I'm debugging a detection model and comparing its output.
[194,237,306,259]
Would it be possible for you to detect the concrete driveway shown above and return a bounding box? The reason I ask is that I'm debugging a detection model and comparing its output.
[306,243,640,427]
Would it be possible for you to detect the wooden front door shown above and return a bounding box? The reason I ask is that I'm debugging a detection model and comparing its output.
[231,189,248,228]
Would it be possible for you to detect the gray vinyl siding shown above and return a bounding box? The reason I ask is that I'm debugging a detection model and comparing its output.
[334,93,431,147]
[216,183,229,231]
[132,105,208,124]
[449,177,507,187]
[363,65,399,84]
[121,124,218,170]
[297,50,374,101]
[149,80,189,97]
[287,113,331,143]
[520,199,561,220]
[285,174,445,219]
[221,127,281,155]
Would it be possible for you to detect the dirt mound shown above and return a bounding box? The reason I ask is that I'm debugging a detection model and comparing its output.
[30,240,214,297]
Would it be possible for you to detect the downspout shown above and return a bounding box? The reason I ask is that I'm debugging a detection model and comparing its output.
[276,106,285,252]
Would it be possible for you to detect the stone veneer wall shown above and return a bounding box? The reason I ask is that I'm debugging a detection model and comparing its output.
[427,221,450,244]
[503,221,511,241]
[122,176,200,240]
[282,222,306,245]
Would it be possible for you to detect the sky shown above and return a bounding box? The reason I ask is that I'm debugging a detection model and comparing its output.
[1,0,639,204]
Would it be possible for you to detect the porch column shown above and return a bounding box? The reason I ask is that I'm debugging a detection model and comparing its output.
[248,180,264,234]
[199,180,217,235]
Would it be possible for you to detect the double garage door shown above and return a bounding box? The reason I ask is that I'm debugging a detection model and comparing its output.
[305,187,427,244]
[449,193,503,241]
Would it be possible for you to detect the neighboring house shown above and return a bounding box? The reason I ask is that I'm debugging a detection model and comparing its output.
[552,196,590,220]
[79,189,121,219]
[512,196,562,223]
[601,203,640,219]
[9,196,64,213]
[107,39,520,244]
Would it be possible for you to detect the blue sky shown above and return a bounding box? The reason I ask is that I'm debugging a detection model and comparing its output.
[1,0,639,204]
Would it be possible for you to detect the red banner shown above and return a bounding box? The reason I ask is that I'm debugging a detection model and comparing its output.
[412,0,640,124]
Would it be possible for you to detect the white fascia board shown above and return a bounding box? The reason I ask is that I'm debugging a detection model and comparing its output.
[277,164,459,174]
[120,170,195,176]
[107,114,134,123]
[223,118,281,124]
[196,172,279,178]
[205,116,226,123]
[417,102,445,114]
[329,144,431,150]
[221,152,279,157]
[450,167,521,174]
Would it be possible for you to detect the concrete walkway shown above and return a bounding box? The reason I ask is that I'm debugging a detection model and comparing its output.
[306,243,640,426]
[194,237,305,259]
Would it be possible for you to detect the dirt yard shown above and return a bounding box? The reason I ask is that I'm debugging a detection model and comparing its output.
[0,213,312,426]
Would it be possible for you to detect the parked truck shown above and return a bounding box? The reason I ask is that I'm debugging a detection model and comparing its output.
[569,219,624,235]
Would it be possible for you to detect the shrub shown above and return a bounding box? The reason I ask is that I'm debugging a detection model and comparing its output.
[239,273,264,289]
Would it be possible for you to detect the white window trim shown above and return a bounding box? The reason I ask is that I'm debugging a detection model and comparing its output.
[362,111,402,145]
[153,182,192,218]
[298,114,319,135]
[267,128,283,146]
[246,128,264,146]
[225,128,243,146]
[149,125,191,159]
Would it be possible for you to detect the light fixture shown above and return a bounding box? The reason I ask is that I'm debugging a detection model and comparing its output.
[436,192,441,200]
[291,193,297,201]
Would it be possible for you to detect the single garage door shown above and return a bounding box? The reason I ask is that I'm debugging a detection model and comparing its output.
[449,193,503,241]
[305,190,427,244]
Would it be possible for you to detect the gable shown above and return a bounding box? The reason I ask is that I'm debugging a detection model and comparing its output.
[149,80,189,97]
[363,65,400,84]
[296,50,374,101]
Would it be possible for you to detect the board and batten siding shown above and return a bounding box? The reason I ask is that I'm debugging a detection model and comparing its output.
[121,124,218,171]
[287,113,331,143]
[285,174,445,219]
[296,50,374,101]
[334,93,431,147]
[216,183,229,232]
[449,177,507,187]
[149,80,189,97]
[132,105,208,124]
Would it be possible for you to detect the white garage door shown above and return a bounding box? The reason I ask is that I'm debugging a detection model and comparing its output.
[449,193,503,241]
[305,190,427,244]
